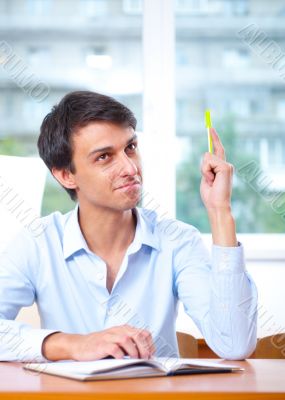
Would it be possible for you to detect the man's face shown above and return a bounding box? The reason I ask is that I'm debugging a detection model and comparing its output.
[69,121,143,211]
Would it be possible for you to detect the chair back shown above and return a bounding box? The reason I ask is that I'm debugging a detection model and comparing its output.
[0,155,47,252]
[253,334,285,359]
[176,331,198,358]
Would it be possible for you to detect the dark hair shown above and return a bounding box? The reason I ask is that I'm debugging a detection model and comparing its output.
[37,90,137,200]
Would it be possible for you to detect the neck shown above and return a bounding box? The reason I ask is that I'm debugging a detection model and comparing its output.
[77,202,136,257]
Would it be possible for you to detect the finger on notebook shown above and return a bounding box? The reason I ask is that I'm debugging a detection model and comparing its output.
[131,329,155,359]
[123,325,155,358]
[105,343,125,359]
[115,335,140,358]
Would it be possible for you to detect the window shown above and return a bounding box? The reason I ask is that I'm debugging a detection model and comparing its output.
[26,0,52,16]
[0,95,5,118]
[251,99,266,115]
[176,1,285,233]
[28,46,50,68]
[80,0,108,17]
[223,49,249,68]
[277,99,285,120]
[123,0,143,14]
[175,0,223,15]
[245,137,258,154]
[85,47,112,70]
[224,0,249,16]
[260,138,269,168]
[23,97,47,122]
[230,98,250,117]
[268,138,285,168]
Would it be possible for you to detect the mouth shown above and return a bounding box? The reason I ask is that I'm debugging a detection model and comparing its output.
[115,180,141,191]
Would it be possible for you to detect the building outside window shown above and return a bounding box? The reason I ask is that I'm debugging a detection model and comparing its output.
[175,0,285,233]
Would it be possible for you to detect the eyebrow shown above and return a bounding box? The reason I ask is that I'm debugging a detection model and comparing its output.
[87,133,138,158]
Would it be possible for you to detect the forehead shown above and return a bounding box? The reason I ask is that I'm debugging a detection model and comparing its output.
[72,121,135,151]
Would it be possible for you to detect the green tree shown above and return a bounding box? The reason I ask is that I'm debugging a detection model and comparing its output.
[0,137,27,156]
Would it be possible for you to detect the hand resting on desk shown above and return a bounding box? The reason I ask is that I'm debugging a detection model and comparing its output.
[42,324,155,361]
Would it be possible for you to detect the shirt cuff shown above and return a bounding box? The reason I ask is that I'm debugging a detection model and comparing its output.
[211,241,245,274]
[23,329,59,363]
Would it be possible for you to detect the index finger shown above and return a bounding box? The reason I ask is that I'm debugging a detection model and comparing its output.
[133,329,156,359]
[126,326,155,358]
[210,127,226,161]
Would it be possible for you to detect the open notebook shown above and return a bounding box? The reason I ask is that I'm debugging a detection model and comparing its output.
[24,357,243,381]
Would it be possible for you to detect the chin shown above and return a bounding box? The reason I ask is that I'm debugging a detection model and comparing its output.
[124,198,140,210]
[118,195,140,210]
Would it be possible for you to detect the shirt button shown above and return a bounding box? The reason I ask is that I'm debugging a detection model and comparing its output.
[107,308,113,316]
[97,272,104,280]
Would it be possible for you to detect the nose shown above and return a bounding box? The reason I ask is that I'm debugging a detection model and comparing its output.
[118,153,138,177]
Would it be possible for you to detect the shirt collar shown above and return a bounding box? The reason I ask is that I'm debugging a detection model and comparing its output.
[63,204,90,260]
[130,208,160,253]
[63,205,160,260]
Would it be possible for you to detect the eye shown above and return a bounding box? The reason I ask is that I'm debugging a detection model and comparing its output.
[96,153,109,161]
[126,142,137,152]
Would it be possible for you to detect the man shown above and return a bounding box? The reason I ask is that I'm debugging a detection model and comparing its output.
[0,91,257,362]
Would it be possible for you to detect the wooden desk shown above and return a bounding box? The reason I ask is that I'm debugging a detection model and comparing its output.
[0,359,284,399]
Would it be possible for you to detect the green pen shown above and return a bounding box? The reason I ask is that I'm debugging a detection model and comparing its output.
[205,110,213,154]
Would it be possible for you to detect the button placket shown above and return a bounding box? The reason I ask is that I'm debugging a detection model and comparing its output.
[107,308,113,316]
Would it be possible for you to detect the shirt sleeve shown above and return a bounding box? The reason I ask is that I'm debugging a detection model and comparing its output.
[0,232,57,362]
[173,226,258,360]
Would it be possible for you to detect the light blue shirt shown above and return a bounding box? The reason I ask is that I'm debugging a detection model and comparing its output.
[0,206,257,362]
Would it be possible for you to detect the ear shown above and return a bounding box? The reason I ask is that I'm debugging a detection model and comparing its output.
[52,168,77,191]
